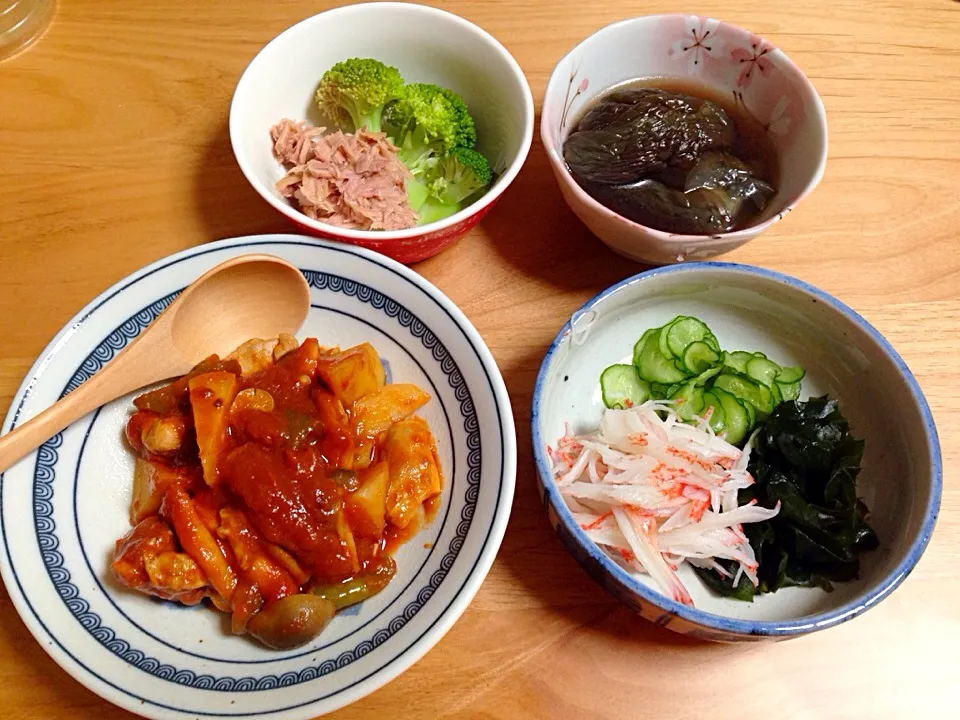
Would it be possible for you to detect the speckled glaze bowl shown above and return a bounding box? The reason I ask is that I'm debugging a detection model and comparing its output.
[532,263,941,641]
[541,15,828,265]
[231,2,534,264]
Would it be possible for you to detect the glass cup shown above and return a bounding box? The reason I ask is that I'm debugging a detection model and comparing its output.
[0,0,55,61]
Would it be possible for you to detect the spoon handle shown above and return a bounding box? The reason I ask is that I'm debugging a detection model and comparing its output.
[0,339,165,475]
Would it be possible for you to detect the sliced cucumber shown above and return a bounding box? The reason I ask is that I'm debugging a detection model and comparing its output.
[634,328,688,384]
[659,318,680,358]
[600,364,651,409]
[756,384,775,416]
[650,382,673,398]
[712,388,749,444]
[712,373,761,405]
[723,351,755,374]
[777,365,805,384]
[769,379,783,406]
[695,366,721,386]
[669,380,705,422]
[631,328,656,368]
[666,317,713,358]
[665,382,684,397]
[682,341,720,375]
[713,373,775,416]
[746,356,781,388]
[778,380,801,401]
[701,391,726,433]
[607,316,804,435]
[742,395,757,428]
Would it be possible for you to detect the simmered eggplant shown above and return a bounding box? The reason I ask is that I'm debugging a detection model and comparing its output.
[564,88,735,184]
[563,80,778,234]
[579,152,775,234]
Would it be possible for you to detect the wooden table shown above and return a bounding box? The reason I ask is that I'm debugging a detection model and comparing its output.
[1,1,957,717]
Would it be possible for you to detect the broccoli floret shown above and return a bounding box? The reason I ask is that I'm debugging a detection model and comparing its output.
[436,87,477,149]
[385,84,480,175]
[315,58,404,133]
[415,147,493,224]
[427,147,492,204]
[383,83,461,176]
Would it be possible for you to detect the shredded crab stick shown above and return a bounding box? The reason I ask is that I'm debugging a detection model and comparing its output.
[548,400,780,607]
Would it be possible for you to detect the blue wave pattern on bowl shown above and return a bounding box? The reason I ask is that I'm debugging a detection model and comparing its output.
[34,270,482,690]
[531,261,942,641]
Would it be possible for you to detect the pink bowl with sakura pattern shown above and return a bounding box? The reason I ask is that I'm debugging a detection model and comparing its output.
[541,15,828,265]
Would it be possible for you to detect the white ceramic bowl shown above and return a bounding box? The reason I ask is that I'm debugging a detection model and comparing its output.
[541,14,828,265]
[0,235,517,718]
[532,263,941,641]
[230,3,534,264]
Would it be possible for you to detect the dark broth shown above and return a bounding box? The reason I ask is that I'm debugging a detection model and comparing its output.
[566,77,780,234]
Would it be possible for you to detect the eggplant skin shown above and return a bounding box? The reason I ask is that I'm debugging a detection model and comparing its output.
[580,179,733,234]
[564,88,775,234]
[577,153,774,235]
[563,89,735,185]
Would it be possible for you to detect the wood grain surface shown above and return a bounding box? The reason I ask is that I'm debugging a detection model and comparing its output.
[1,1,957,718]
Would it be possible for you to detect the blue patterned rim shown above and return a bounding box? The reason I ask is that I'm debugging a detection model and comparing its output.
[0,238,509,716]
[531,261,942,637]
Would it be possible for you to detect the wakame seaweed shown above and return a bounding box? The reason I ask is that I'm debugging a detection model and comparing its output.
[695,396,879,600]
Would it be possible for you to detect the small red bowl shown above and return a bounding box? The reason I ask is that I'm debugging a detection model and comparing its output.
[230,3,534,264]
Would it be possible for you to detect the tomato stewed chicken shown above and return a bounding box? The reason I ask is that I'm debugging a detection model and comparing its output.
[112,335,443,649]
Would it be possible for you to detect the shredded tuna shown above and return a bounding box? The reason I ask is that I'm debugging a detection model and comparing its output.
[269,119,418,231]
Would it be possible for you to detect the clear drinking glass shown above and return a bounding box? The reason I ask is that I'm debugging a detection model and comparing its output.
[0,0,55,61]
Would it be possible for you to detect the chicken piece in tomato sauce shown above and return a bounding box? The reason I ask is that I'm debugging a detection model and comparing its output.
[112,516,208,605]
[111,335,443,650]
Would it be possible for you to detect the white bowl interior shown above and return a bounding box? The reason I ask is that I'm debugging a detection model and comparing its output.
[231,3,531,233]
[541,14,827,229]
[536,267,933,623]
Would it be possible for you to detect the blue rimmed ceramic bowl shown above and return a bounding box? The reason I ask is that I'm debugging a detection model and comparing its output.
[531,262,941,642]
[0,235,516,718]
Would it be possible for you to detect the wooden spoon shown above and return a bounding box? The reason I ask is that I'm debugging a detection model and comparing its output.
[0,254,311,474]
